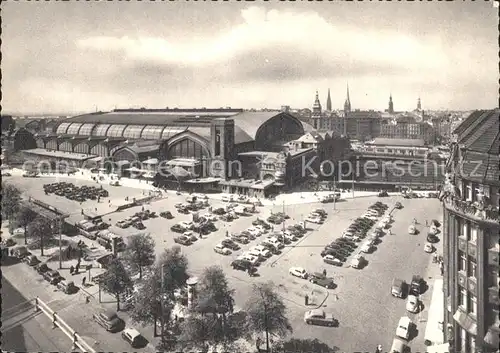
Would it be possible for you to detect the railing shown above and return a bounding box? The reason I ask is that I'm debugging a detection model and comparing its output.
[443,196,499,224]
[34,297,96,353]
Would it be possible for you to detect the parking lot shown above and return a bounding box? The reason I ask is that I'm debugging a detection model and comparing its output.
[6,172,442,352]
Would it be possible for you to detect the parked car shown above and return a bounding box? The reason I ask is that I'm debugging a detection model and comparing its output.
[427,233,439,243]
[43,270,63,285]
[395,202,403,209]
[424,242,435,253]
[409,275,423,296]
[231,259,256,273]
[406,295,420,313]
[391,278,406,298]
[121,328,144,348]
[35,263,50,274]
[395,316,411,340]
[57,280,77,294]
[174,236,191,246]
[214,244,231,255]
[13,246,30,259]
[251,245,272,258]
[306,216,323,224]
[170,224,184,233]
[289,267,308,279]
[309,274,335,289]
[23,255,40,266]
[408,225,417,235]
[160,211,174,219]
[350,254,365,269]
[221,239,240,251]
[303,309,337,327]
[93,310,122,332]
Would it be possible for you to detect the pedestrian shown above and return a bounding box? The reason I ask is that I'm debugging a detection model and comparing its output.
[425,220,429,227]
[305,294,309,306]
[82,277,86,287]
[388,228,392,235]
[323,268,327,277]
[70,265,74,274]
[439,262,444,276]
[413,218,417,225]
[225,230,229,237]
[10,248,14,257]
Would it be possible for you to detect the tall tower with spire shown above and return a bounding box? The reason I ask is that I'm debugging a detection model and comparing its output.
[312,90,322,130]
[344,84,351,116]
[388,94,394,114]
[417,97,422,110]
[326,89,332,112]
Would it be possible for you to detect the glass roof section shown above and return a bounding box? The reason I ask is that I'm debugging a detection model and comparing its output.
[66,123,84,135]
[93,124,112,136]
[122,125,146,139]
[141,125,164,140]
[106,124,127,137]
[161,127,187,140]
[56,122,71,134]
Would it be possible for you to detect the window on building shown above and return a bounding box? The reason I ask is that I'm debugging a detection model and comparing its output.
[465,182,473,202]
[467,258,477,278]
[462,221,469,239]
[470,226,478,243]
[459,253,467,271]
[459,288,467,309]
[468,295,477,316]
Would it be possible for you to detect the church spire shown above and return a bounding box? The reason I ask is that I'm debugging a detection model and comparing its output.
[344,83,351,114]
[388,93,394,114]
[326,88,332,111]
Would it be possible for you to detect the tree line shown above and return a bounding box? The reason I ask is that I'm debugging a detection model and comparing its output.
[1,182,337,352]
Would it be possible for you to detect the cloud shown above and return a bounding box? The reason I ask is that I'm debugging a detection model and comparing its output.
[76,6,447,83]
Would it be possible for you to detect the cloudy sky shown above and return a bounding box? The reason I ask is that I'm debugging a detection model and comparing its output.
[2,1,497,114]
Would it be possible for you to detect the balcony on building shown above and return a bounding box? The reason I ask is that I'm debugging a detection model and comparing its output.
[441,180,499,225]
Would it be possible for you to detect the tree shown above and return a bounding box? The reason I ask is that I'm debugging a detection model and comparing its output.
[124,233,156,279]
[276,338,338,353]
[100,258,133,311]
[179,266,238,351]
[158,246,189,298]
[17,207,36,245]
[129,246,189,343]
[245,282,292,352]
[27,216,53,256]
[1,182,21,220]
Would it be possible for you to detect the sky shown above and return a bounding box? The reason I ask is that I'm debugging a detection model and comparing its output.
[2,1,498,114]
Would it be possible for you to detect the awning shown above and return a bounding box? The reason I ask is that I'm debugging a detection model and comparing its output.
[126,167,145,173]
[115,160,130,167]
[425,343,450,353]
[143,158,158,165]
[162,166,192,181]
[88,156,103,162]
[453,308,477,335]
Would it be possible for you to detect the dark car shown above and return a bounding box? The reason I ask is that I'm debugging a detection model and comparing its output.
[310,276,335,289]
[395,202,403,209]
[170,224,184,233]
[231,235,250,244]
[35,263,50,274]
[93,310,122,332]
[221,239,240,251]
[409,275,423,296]
[324,243,342,252]
[231,259,256,273]
[427,233,439,243]
[160,211,174,219]
[336,238,356,247]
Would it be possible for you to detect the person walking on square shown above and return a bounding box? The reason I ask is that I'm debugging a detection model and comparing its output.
[70,265,74,275]
[323,268,327,277]
[304,294,309,306]
[82,276,86,287]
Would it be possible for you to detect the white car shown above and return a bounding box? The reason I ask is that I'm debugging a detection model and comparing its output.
[429,226,439,235]
[363,214,379,221]
[323,254,343,266]
[247,227,262,237]
[283,231,296,242]
[360,242,372,253]
[350,254,365,269]
[406,295,419,313]
[306,217,323,224]
[382,215,393,223]
[424,243,435,253]
[242,253,260,266]
[252,245,272,258]
[179,221,193,230]
[396,316,411,340]
[214,244,231,255]
[408,225,417,235]
[193,193,208,200]
[289,267,308,279]
[267,237,284,249]
[343,233,361,242]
